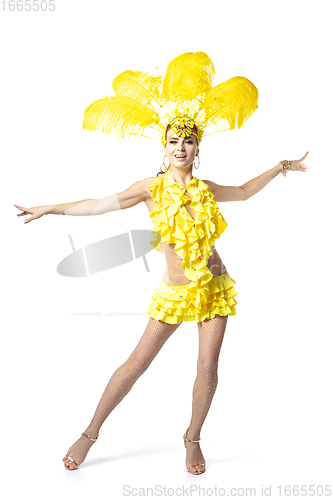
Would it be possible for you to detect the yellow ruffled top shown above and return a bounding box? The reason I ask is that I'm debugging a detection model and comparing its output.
[148,170,229,309]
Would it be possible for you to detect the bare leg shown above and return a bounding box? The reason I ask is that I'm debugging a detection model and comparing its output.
[63,318,182,469]
[184,315,228,473]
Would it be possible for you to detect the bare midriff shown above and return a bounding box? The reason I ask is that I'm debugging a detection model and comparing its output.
[145,177,228,286]
[159,241,228,286]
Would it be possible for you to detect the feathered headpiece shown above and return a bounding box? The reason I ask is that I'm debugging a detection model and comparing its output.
[82,51,259,146]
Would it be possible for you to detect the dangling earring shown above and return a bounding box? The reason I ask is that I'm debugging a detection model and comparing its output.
[162,154,170,172]
[193,155,200,169]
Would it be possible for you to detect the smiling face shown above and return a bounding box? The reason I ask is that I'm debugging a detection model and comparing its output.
[164,126,199,169]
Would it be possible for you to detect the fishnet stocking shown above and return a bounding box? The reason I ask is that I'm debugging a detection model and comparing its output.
[63,318,181,469]
[184,315,228,473]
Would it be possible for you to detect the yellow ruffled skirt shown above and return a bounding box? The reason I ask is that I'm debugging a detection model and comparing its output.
[145,273,237,325]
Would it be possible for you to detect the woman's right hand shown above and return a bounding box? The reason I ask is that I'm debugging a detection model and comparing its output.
[14,204,48,224]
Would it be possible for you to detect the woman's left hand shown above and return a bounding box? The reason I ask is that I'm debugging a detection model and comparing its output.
[289,151,309,172]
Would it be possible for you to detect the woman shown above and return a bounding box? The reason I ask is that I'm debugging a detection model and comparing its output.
[14,51,309,474]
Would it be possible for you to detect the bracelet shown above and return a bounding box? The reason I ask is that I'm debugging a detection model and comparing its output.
[279,160,291,178]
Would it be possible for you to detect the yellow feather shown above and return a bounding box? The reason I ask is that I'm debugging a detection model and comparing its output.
[112,70,162,107]
[82,95,159,140]
[203,76,259,130]
[162,51,215,103]
[82,53,259,144]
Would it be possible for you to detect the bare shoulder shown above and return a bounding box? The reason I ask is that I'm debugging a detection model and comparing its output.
[201,178,246,202]
[141,175,164,200]
[201,179,217,193]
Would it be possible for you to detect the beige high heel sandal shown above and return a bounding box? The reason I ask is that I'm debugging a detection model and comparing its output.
[63,432,98,470]
[183,428,206,475]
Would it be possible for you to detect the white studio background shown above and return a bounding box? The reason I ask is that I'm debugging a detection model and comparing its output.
[1,0,332,498]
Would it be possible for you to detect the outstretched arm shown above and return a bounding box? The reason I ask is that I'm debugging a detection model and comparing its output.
[15,177,151,223]
[240,163,283,200]
[47,178,150,215]
[204,152,309,202]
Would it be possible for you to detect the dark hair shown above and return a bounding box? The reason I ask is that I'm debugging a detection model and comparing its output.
[156,124,199,177]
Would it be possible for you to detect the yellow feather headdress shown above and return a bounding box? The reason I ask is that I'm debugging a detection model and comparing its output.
[82,52,259,146]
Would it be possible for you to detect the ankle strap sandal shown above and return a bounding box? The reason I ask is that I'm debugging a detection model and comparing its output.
[183,429,206,475]
[183,434,200,443]
[63,432,99,470]
[81,432,98,442]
